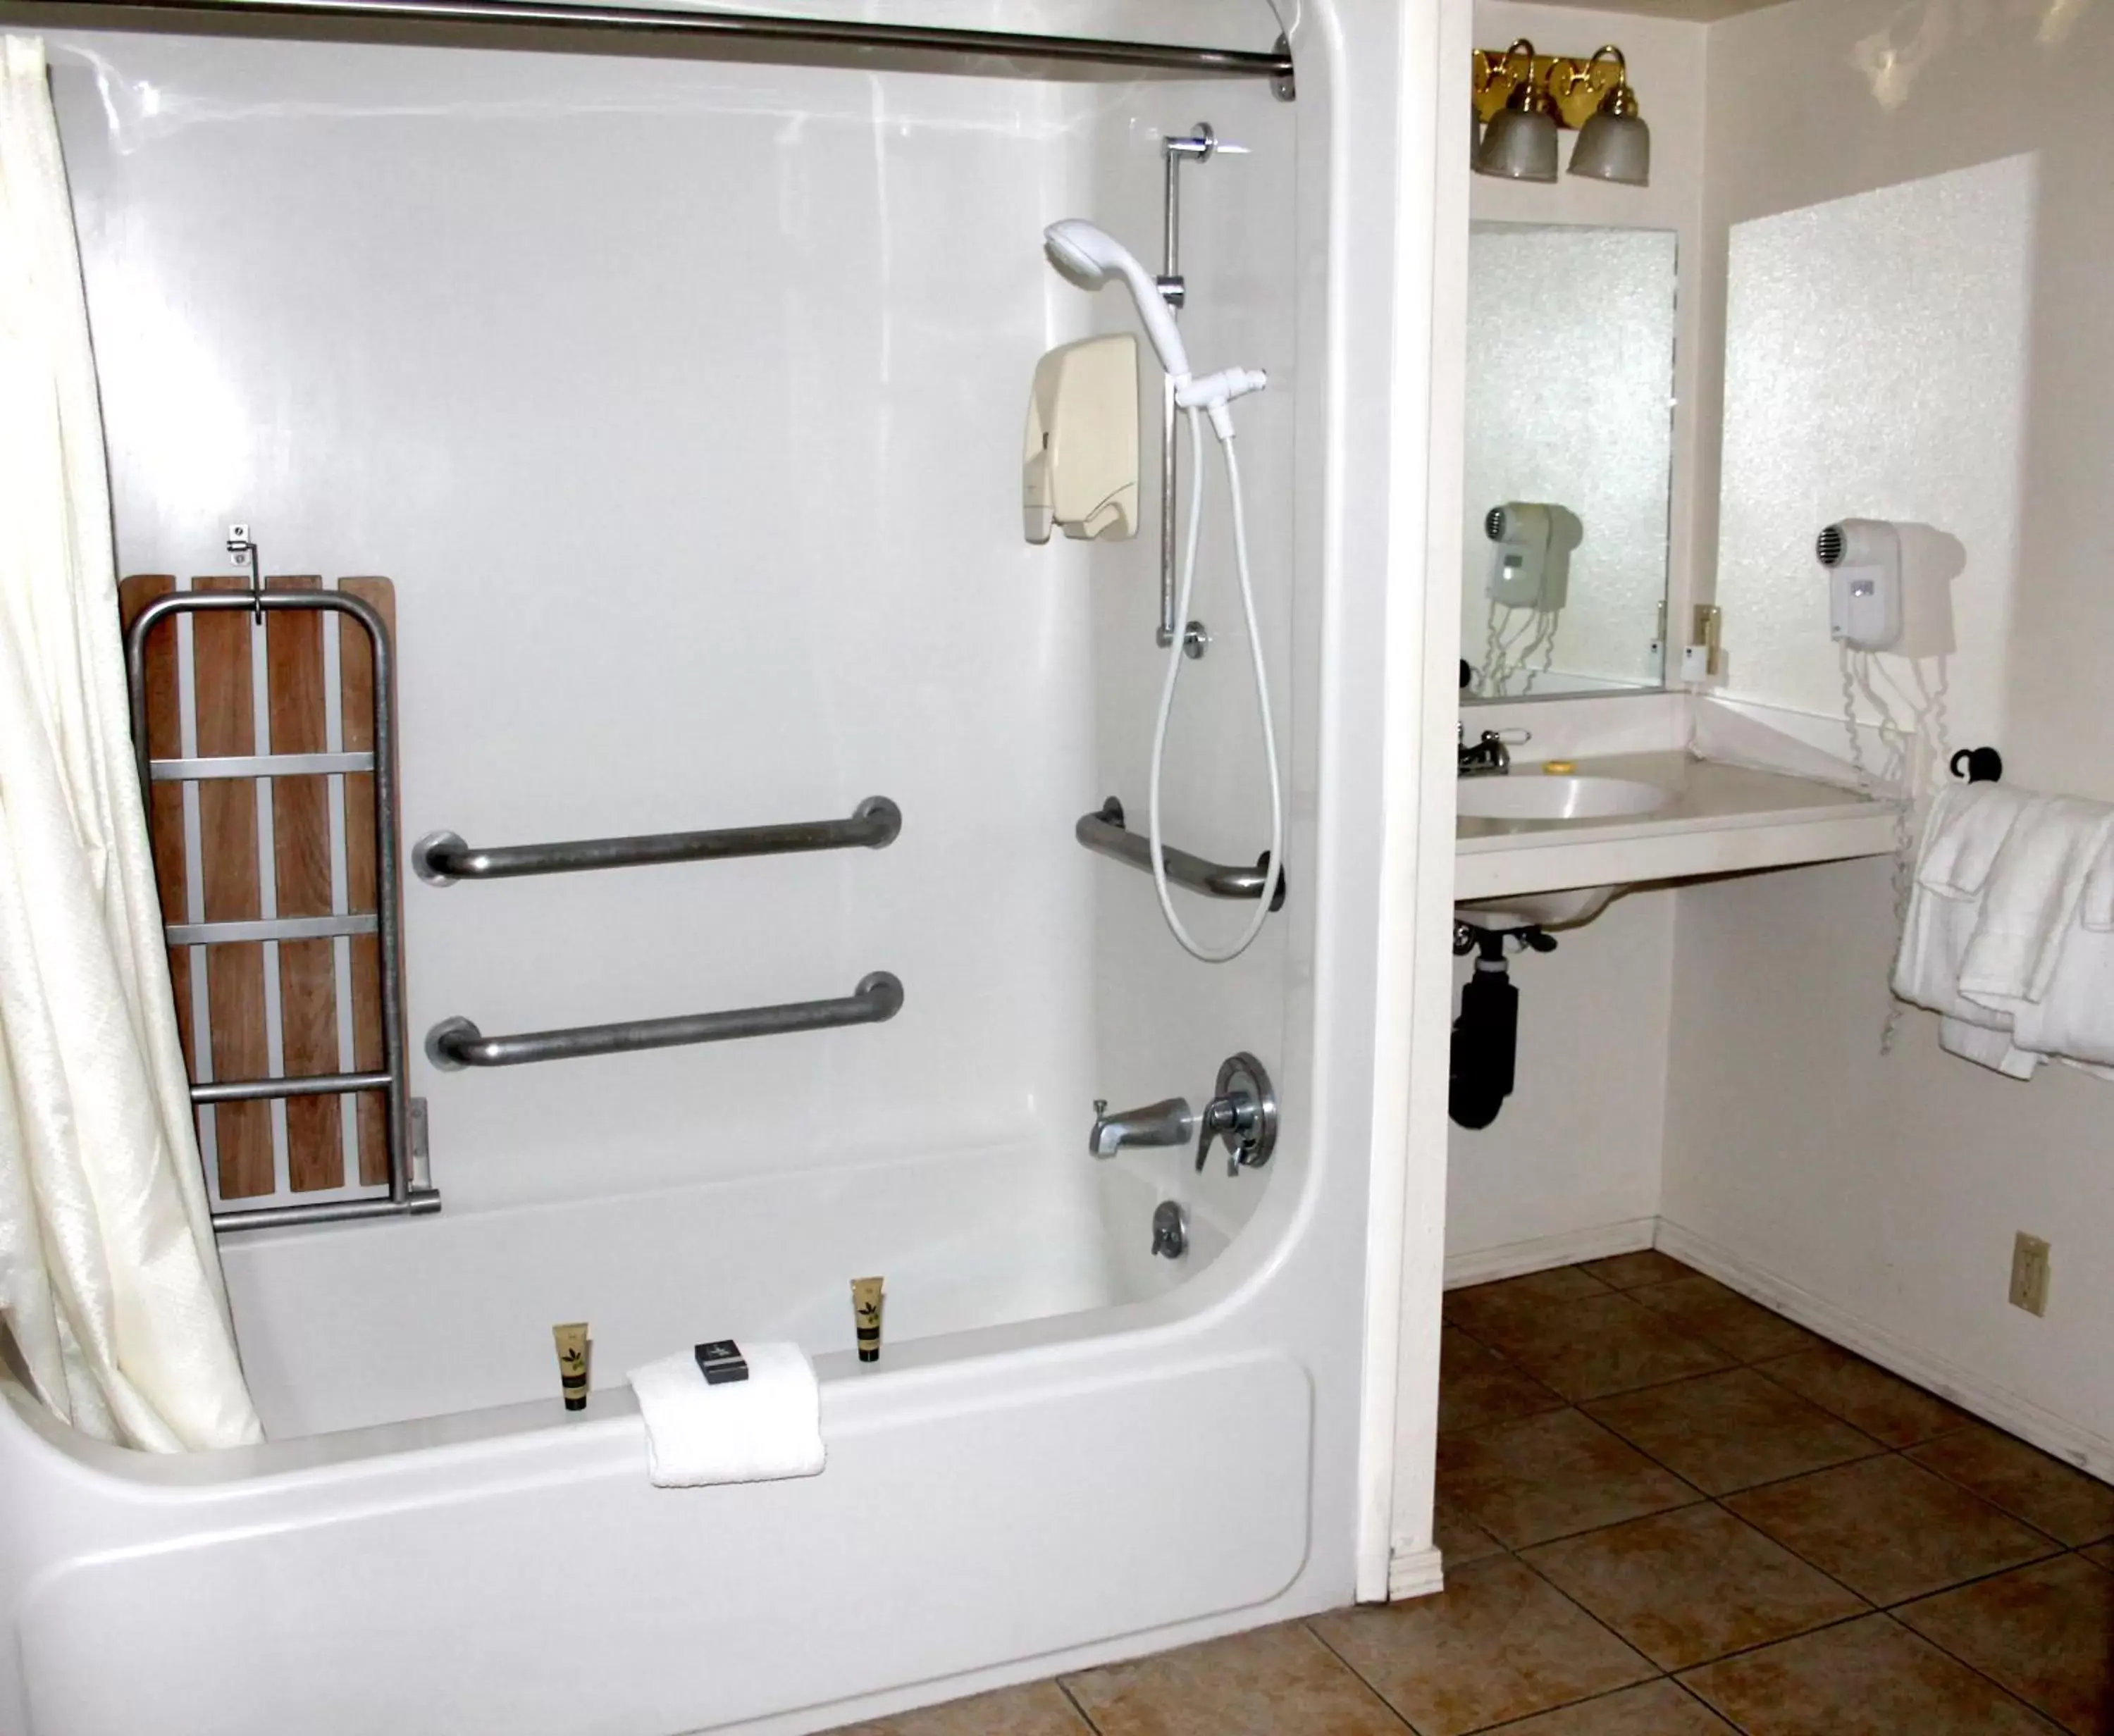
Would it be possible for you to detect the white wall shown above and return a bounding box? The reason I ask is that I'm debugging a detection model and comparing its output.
[1663,0,2114,1471]
[1439,3,1700,1276]
[1446,888,1673,1275]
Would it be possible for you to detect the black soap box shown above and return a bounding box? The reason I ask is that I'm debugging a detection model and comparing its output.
[693,1339,748,1385]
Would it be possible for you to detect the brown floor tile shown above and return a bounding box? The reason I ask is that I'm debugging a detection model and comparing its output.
[1908,1424,2114,1547]
[1442,1326,1569,1435]
[1435,1501,1508,1568]
[1755,1344,1970,1447]
[1062,1620,1405,1736]
[1679,1613,2063,1734]
[1477,1291,1737,1404]
[1440,1407,1701,1549]
[2087,1542,2114,1571]
[1311,1554,1654,1736]
[1446,1267,1614,1340]
[1726,1455,2058,1604]
[1524,1504,1867,1670]
[1577,1251,1697,1291]
[1585,1368,1884,1496]
[1897,1552,2114,1735]
[828,1680,1092,1735]
[1488,1680,1738,1733]
[1626,1275,1822,1363]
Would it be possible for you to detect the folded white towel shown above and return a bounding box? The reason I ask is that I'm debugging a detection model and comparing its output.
[1958,797,2114,1009]
[1915,783,2032,897]
[627,1341,825,1488]
[2082,831,2114,934]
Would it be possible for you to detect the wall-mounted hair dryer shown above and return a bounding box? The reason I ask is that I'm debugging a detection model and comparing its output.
[1817,518,1903,651]
[1484,502,1581,612]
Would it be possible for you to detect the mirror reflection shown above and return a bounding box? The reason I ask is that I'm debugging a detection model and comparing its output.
[1461,221,1677,700]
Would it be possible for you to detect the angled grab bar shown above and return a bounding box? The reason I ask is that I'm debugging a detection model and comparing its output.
[414,797,900,886]
[425,972,903,1070]
[1074,798,1287,910]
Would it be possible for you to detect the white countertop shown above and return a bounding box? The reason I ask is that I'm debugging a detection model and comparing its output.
[1455,752,1898,901]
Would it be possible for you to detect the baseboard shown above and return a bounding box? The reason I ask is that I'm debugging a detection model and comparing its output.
[1444,1218,1656,1289]
[1386,1544,1445,1602]
[1655,1220,2114,1482]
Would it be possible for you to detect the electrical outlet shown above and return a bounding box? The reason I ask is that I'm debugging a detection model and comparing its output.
[2009,1232,2051,1317]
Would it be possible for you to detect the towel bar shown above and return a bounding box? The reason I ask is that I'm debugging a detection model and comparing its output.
[413,798,901,886]
[1074,798,1287,910]
[426,972,903,1070]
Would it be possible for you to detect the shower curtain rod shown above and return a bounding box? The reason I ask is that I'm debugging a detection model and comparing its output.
[37,0,1296,83]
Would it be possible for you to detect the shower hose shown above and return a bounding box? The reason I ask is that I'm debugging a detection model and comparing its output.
[1146,404,1285,964]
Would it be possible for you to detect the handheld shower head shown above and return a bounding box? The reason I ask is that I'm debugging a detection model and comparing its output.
[1042,218,1192,383]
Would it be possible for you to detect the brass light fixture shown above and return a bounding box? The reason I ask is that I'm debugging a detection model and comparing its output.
[1569,46,1650,186]
[1473,39,1557,182]
[1471,40,1649,188]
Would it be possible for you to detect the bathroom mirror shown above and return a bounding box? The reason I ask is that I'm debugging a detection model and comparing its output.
[1461,221,1677,700]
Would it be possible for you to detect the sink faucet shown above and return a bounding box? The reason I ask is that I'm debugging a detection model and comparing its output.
[1089,1096,1196,1158]
[1458,724,1526,777]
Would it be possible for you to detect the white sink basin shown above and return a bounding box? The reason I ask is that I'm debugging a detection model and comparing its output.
[1457,774,1674,823]
[1457,886,1621,931]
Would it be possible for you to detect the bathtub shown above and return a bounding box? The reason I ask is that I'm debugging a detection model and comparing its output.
[0,0,1435,1726]
[0,1135,1335,1736]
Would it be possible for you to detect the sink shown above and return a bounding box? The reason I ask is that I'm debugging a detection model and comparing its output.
[1453,774,1675,932]
[1456,775,1674,822]
[1456,886,1621,931]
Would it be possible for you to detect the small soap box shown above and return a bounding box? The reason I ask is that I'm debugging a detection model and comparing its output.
[693,1339,749,1386]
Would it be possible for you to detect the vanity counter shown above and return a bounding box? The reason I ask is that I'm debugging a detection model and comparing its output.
[1455,751,1898,901]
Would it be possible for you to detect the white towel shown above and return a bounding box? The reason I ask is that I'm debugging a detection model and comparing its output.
[1915,783,2032,898]
[1958,797,2114,1010]
[627,1341,825,1488]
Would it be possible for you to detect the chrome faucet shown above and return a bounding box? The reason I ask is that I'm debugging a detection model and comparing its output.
[1458,724,1526,777]
[1089,1053,1280,1177]
[1089,1096,1195,1158]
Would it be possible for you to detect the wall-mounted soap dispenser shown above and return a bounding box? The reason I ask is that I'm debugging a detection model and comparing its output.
[1023,333,1139,543]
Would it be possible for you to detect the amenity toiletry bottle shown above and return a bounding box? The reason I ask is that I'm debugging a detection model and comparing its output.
[552,1322,591,1410]
[851,1277,884,1363]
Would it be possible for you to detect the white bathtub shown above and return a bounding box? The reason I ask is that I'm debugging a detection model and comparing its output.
[0,0,1433,1725]
[0,1139,1328,1736]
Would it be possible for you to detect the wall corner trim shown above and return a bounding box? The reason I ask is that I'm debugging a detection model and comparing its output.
[1386,1544,1445,1603]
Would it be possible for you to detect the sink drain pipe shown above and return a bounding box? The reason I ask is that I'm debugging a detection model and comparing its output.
[1450,925,1556,1129]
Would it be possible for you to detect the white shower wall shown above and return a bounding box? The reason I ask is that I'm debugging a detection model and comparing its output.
[52,20,1297,1239]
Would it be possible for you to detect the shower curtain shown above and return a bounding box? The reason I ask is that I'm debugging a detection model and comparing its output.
[0,36,260,1450]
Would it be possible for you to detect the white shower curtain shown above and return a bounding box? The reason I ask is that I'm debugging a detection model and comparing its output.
[0,36,261,1450]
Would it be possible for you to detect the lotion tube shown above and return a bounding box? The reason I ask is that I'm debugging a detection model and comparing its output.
[552,1322,590,1410]
[851,1277,884,1363]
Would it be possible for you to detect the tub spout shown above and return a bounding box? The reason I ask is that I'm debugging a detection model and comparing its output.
[1089,1096,1197,1158]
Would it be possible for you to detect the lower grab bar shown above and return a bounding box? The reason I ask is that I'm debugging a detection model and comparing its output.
[425,972,903,1070]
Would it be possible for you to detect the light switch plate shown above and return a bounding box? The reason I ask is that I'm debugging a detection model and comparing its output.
[2009,1232,2051,1317]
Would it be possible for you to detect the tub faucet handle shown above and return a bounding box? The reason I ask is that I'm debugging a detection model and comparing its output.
[1192,1052,1280,1178]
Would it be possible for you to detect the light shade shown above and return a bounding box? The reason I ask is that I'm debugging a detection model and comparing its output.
[1474,89,1558,182]
[1570,106,1650,185]
[1569,51,1650,185]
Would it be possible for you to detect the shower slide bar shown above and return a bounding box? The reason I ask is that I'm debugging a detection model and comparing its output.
[48,0,1296,92]
[426,970,903,1069]
[125,587,438,1232]
[1075,797,1287,910]
[412,797,900,886]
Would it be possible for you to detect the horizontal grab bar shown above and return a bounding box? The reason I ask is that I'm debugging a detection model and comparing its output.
[413,797,901,885]
[1075,798,1287,910]
[425,972,903,1070]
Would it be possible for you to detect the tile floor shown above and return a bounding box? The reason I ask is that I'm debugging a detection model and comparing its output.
[827,1251,2114,1735]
